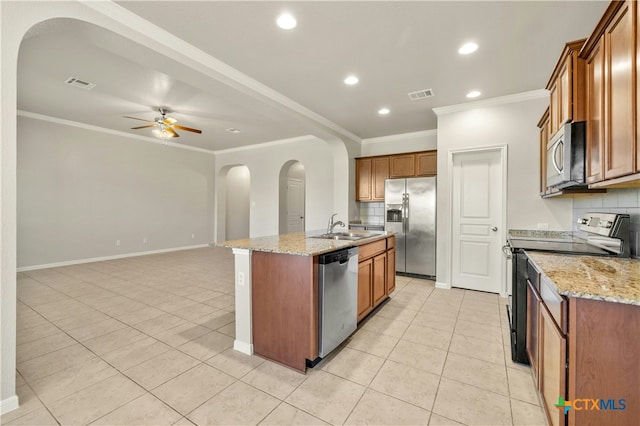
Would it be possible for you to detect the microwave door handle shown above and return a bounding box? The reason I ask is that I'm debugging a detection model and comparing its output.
[552,140,563,174]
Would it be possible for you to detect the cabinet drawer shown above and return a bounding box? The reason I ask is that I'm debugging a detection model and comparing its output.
[386,235,396,249]
[540,275,567,334]
[359,239,386,261]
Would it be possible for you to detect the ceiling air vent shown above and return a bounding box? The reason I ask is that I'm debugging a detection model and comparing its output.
[408,88,434,101]
[64,77,96,90]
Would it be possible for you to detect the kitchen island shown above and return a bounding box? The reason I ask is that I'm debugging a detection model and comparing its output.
[523,251,639,426]
[218,230,396,371]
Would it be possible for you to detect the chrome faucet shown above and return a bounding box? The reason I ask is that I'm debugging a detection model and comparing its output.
[327,213,346,234]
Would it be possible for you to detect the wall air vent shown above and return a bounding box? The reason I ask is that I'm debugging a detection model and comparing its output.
[408,89,434,100]
[64,77,96,90]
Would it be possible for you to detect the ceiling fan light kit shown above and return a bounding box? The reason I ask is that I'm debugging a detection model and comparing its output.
[124,108,202,140]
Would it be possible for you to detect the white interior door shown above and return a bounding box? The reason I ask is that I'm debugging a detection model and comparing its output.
[451,148,504,294]
[286,178,305,233]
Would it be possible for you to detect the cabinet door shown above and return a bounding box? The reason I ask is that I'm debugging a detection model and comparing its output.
[416,151,437,176]
[604,1,635,180]
[357,259,373,321]
[540,305,566,426]
[526,280,541,388]
[372,157,389,201]
[356,158,372,201]
[559,59,572,126]
[390,154,416,177]
[386,247,396,294]
[586,37,605,184]
[372,252,387,305]
[550,82,560,136]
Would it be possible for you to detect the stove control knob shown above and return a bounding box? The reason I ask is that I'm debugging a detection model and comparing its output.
[602,220,613,228]
[578,218,589,225]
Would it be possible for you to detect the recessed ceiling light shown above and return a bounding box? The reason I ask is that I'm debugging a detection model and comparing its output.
[226,128,241,133]
[276,13,297,30]
[466,90,482,98]
[344,75,359,85]
[458,42,478,55]
[378,108,390,115]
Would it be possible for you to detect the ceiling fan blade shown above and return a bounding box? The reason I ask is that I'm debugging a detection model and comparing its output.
[166,127,180,138]
[173,125,202,134]
[130,125,156,130]
[124,116,154,123]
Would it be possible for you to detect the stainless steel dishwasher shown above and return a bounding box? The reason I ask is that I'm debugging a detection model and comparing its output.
[318,246,359,358]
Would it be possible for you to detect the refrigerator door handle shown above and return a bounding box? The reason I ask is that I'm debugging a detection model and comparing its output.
[403,193,409,234]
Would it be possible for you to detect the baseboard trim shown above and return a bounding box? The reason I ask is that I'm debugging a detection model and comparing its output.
[435,281,451,289]
[0,395,19,416]
[16,244,211,272]
[234,340,254,355]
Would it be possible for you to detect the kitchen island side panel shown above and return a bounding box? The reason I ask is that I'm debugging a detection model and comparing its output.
[251,251,318,372]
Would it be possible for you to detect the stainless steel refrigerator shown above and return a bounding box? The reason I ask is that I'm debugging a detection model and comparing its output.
[385,177,436,277]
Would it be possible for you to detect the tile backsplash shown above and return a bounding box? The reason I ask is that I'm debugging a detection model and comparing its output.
[572,188,640,258]
[357,202,385,225]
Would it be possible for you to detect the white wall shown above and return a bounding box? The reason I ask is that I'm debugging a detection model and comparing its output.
[225,165,250,240]
[434,92,573,287]
[215,136,338,240]
[17,116,215,268]
[361,130,437,156]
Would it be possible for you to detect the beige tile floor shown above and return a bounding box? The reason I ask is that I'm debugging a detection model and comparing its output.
[3,247,547,426]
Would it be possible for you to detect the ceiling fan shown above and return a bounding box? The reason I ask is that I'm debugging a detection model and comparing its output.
[124,108,202,139]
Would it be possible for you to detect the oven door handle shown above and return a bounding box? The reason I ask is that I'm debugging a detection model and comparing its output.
[502,244,513,259]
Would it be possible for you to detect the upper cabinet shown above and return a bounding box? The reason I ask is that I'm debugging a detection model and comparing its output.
[580,0,640,188]
[356,150,437,201]
[548,40,587,138]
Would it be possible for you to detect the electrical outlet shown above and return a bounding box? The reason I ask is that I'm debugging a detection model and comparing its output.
[143,237,147,244]
[116,239,121,246]
[238,272,245,286]
[191,233,195,239]
[537,223,549,230]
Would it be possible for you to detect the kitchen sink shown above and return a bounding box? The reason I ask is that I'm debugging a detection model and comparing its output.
[310,232,377,241]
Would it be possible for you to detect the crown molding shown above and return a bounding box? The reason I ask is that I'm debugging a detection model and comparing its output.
[432,89,549,116]
[362,129,437,145]
[17,110,216,155]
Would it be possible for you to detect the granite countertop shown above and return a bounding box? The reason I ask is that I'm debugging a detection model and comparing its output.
[218,230,393,256]
[526,251,640,305]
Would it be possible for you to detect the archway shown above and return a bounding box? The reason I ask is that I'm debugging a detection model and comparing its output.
[278,161,306,234]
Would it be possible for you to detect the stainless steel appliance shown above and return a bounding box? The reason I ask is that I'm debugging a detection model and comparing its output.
[385,177,436,277]
[504,212,630,363]
[546,121,586,189]
[317,247,358,358]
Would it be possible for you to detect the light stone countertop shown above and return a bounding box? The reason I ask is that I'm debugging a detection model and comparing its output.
[217,230,394,256]
[526,251,640,305]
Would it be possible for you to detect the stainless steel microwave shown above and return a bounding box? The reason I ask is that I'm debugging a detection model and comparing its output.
[546,121,586,189]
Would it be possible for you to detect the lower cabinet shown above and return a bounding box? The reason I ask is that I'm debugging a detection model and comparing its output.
[540,304,566,426]
[357,235,395,322]
[526,254,640,425]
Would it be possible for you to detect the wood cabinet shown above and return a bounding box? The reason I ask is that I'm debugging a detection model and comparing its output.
[356,157,389,202]
[537,109,551,195]
[357,235,395,321]
[547,39,586,138]
[580,0,640,188]
[389,154,416,178]
[356,151,437,201]
[357,258,373,319]
[416,151,437,176]
[540,304,567,426]
[525,253,640,425]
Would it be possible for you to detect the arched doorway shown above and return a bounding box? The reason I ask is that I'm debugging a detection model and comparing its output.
[279,161,306,234]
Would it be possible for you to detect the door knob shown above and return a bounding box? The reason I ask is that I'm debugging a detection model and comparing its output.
[492,227,498,232]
